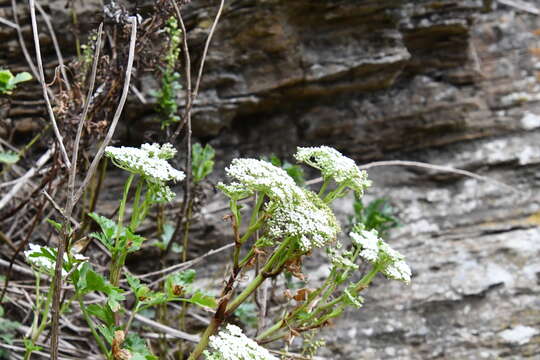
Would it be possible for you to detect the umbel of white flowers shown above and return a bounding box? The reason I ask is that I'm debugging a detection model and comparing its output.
[204,324,277,360]
[349,226,412,284]
[24,244,87,277]
[217,146,372,251]
[295,145,371,195]
[217,157,341,251]
[105,143,185,202]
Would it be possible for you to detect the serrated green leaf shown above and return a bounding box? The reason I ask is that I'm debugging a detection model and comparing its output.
[97,324,114,345]
[192,143,215,183]
[86,304,115,327]
[107,289,125,312]
[188,291,217,309]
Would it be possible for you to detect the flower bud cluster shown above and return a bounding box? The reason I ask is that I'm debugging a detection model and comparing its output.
[350,227,411,284]
[204,324,277,360]
[294,146,371,195]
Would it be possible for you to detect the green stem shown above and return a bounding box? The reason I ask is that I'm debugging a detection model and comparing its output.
[226,238,292,314]
[130,179,144,230]
[110,173,135,287]
[182,198,193,262]
[318,178,330,198]
[77,292,109,357]
[186,316,220,360]
[24,277,55,360]
[187,238,293,360]
[323,183,347,204]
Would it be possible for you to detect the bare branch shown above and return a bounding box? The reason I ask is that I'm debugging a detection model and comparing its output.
[73,18,138,205]
[28,0,71,168]
[35,1,71,93]
[193,0,225,98]
[50,17,138,360]
[66,23,104,214]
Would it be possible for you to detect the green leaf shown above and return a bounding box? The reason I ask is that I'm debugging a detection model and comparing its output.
[0,70,13,85]
[97,324,114,345]
[0,151,19,164]
[86,304,115,327]
[125,333,157,360]
[188,291,217,309]
[192,143,215,183]
[11,72,32,85]
[88,212,117,238]
[125,229,145,253]
[107,289,125,312]
[160,223,175,247]
[23,339,42,352]
[46,218,63,232]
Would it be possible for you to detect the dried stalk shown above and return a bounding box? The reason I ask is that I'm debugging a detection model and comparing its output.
[49,17,138,360]
[28,0,71,168]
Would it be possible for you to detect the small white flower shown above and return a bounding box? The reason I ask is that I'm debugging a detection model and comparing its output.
[24,244,67,276]
[204,324,277,360]
[219,158,302,203]
[267,189,340,251]
[349,228,411,284]
[294,146,371,195]
[350,229,379,262]
[105,143,185,183]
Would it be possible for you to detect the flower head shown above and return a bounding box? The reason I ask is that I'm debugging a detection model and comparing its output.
[294,146,371,195]
[204,324,277,360]
[267,189,340,251]
[105,143,185,183]
[24,244,86,277]
[218,158,302,203]
[349,227,411,284]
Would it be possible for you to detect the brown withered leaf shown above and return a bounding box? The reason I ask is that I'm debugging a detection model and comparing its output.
[112,330,131,360]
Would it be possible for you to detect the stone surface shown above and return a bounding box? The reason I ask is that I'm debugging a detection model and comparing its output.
[2,0,540,359]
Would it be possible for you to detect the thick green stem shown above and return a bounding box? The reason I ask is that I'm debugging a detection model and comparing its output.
[318,178,330,198]
[226,238,291,314]
[188,238,293,360]
[130,179,144,229]
[110,173,135,287]
[186,316,220,360]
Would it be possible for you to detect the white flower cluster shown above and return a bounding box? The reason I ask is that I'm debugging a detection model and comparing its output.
[24,244,86,276]
[218,158,301,202]
[218,158,341,251]
[294,146,371,195]
[105,143,184,202]
[349,228,411,284]
[204,324,277,360]
[105,143,185,183]
[266,189,340,251]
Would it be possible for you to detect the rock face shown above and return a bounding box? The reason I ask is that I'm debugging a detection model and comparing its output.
[3,0,540,358]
